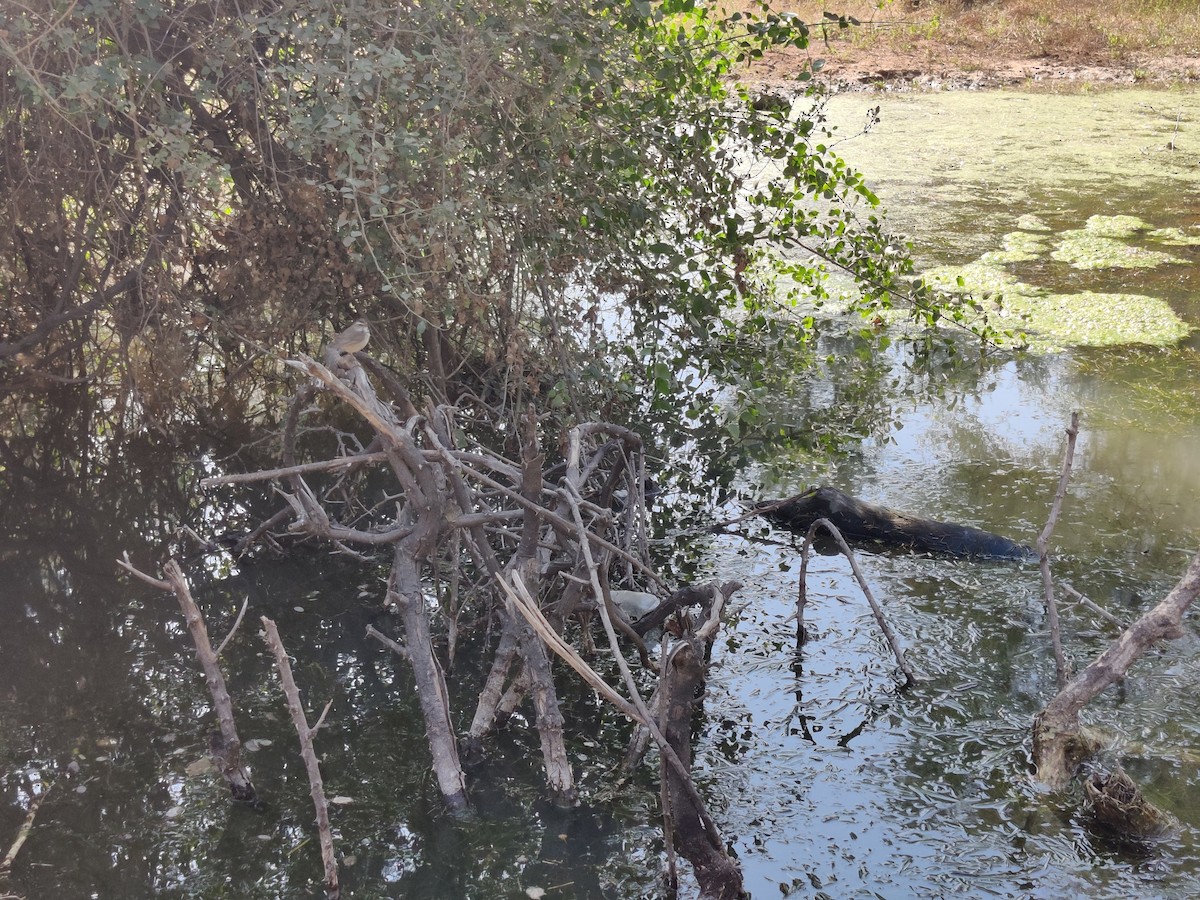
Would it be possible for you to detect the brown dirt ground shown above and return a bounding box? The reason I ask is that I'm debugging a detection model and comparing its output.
[742,2,1200,92]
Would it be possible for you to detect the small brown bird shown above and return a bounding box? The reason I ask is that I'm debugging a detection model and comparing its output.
[331,319,370,354]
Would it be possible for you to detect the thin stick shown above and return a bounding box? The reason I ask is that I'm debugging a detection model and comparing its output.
[561,487,728,851]
[1061,582,1126,631]
[261,616,340,899]
[365,625,410,660]
[200,452,391,487]
[658,653,679,896]
[1038,412,1080,691]
[497,575,636,715]
[0,781,50,874]
[502,566,739,847]
[797,519,916,689]
[213,596,249,658]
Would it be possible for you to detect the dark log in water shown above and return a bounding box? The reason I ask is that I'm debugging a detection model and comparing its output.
[759,486,1035,561]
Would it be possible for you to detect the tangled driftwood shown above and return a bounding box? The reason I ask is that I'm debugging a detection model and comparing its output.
[1085,768,1180,843]
[194,344,747,897]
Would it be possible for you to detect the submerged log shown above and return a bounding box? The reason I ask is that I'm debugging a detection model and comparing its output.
[1085,768,1180,843]
[760,486,1034,560]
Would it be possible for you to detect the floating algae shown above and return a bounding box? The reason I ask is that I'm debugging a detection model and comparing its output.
[1051,214,1188,269]
[1080,214,1151,239]
[979,230,1048,265]
[923,259,1189,350]
[1015,213,1053,232]
[1149,226,1200,247]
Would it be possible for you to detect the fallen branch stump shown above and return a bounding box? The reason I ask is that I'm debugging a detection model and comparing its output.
[1033,551,1200,789]
[1085,767,1180,843]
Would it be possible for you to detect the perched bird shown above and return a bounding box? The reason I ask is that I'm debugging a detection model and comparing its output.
[331,319,370,355]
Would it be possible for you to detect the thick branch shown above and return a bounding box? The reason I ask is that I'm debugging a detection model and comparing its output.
[117,556,256,803]
[1034,551,1200,787]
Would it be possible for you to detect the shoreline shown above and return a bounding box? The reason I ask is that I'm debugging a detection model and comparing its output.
[749,51,1200,95]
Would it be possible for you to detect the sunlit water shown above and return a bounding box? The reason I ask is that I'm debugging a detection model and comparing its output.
[701,86,1200,898]
[2,87,1200,899]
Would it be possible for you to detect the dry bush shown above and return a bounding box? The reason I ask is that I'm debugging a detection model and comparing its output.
[735,0,1200,65]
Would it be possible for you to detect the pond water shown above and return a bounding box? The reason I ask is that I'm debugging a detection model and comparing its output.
[2,87,1200,899]
[707,86,1200,898]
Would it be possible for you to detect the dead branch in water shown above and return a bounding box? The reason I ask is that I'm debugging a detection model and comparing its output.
[1037,412,1080,691]
[1033,550,1200,789]
[796,517,916,689]
[503,573,746,898]
[261,617,340,900]
[1061,583,1127,632]
[116,556,256,804]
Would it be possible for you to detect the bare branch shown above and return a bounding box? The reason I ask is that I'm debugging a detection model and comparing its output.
[261,616,339,898]
[1038,412,1080,690]
[796,518,916,689]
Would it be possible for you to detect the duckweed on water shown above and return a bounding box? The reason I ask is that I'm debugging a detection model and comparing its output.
[924,259,1028,296]
[979,230,1047,264]
[1015,213,1052,232]
[1051,214,1188,269]
[1149,226,1200,246]
[1081,214,1151,239]
[917,210,1193,349]
[1051,232,1182,269]
[1025,291,1191,348]
[923,260,1190,350]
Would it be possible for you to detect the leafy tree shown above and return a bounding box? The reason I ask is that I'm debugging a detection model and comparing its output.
[0,0,956,450]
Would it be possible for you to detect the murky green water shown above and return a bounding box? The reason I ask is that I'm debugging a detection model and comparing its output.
[3,88,1200,898]
[706,86,1200,897]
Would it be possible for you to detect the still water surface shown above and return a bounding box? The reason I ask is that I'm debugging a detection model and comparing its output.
[2,87,1199,898]
[713,85,1200,898]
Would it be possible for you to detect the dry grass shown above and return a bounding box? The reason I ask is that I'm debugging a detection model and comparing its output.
[733,0,1200,70]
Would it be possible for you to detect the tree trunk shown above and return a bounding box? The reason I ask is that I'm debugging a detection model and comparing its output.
[389,546,470,812]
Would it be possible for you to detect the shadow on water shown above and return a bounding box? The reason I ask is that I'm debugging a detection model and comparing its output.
[3,87,1200,898]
